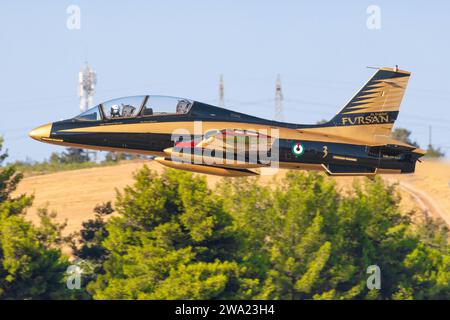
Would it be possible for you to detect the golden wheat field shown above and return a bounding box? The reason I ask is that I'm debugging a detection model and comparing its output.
[13,159,450,235]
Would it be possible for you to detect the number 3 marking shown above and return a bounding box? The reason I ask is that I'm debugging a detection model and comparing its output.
[322,146,328,158]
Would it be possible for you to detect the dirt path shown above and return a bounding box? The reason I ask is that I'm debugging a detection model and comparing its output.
[383,159,450,226]
[397,181,450,226]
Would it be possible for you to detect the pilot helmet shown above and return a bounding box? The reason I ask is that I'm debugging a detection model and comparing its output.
[111,105,120,116]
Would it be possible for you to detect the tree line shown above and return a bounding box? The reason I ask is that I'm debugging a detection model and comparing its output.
[10,148,143,175]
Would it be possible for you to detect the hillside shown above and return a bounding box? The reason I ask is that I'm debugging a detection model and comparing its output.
[13,159,450,235]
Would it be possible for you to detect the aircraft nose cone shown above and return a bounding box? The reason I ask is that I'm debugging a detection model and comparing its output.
[29,123,52,141]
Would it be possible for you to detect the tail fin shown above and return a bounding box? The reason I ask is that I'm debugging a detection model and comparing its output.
[324,67,411,143]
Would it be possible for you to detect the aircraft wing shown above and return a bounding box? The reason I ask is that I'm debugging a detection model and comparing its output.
[168,129,274,160]
[195,129,273,153]
[157,129,276,175]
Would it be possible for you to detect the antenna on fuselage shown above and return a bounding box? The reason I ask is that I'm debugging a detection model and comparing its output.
[275,74,284,122]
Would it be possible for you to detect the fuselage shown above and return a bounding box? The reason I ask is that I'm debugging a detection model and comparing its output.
[29,95,423,177]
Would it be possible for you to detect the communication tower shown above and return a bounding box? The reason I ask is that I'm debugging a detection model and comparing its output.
[79,62,97,112]
[219,74,225,107]
[275,74,284,121]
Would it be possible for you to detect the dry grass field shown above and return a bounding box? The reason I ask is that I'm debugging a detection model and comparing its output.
[13,159,450,235]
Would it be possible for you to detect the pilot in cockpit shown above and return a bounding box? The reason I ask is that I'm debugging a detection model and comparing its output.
[110,104,136,118]
[176,99,191,114]
[110,104,121,118]
[122,104,136,117]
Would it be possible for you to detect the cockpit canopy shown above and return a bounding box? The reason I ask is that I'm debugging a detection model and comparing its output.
[74,95,193,121]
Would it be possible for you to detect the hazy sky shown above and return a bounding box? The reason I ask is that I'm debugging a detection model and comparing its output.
[1,0,449,162]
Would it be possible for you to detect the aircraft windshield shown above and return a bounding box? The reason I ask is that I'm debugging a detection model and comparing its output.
[73,95,193,121]
[75,105,102,121]
[141,96,193,116]
[102,96,147,119]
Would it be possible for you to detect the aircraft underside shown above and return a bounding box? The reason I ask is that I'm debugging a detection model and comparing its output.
[31,122,421,177]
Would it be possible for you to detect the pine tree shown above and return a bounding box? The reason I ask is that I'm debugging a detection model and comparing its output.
[88,167,255,299]
[221,172,339,299]
[0,137,72,299]
[72,202,113,264]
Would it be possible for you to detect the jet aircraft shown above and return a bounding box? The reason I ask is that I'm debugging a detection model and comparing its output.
[29,67,425,177]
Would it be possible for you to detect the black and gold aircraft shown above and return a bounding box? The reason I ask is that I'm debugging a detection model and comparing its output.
[29,67,425,177]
